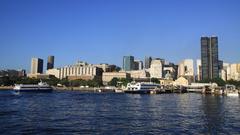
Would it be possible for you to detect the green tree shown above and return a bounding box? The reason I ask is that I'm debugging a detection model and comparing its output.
[0,76,14,86]
[44,76,60,86]
[211,78,226,86]
[69,79,82,87]
[91,77,103,87]
[67,77,103,87]
[108,77,119,86]
[16,77,39,84]
[150,78,160,84]
[59,78,69,87]
[226,79,240,88]
[120,78,133,86]
[199,78,226,86]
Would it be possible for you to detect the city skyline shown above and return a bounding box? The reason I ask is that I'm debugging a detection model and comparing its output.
[1,0,240,71]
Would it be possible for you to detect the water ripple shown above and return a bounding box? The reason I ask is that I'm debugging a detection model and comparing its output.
[0,91,240,134]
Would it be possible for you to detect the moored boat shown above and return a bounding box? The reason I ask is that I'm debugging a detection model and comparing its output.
[124,82,160,94]
[13,81,53,92]
[114,89,124,93]
[225,85,239,97]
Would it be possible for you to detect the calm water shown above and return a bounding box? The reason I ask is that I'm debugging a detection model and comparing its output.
[0,90,240,135]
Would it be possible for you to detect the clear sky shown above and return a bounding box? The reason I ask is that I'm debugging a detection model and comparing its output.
[0,0,240,71]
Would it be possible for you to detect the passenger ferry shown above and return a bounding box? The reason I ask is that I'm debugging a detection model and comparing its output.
[13,81,53,92]
[124,82,160,94]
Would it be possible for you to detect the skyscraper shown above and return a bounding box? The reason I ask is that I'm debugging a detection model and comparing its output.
[145,56,152,69]
[123,56,134,71]
[31,58,43,74]
[201,36,219,80]
[47,56,54,70]
[134,60,143,70]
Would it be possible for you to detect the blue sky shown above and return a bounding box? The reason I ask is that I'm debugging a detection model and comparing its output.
[0,0,240,71]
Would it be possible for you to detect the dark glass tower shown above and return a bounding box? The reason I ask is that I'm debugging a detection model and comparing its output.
[145,56,152,69]
[123,56,134,71]
[47,56,54,70]
[201,36,219,80]
[38,59,44,73]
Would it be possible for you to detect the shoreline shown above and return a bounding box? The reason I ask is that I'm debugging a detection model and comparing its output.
[0,86,13,90]
[53,87,116,93]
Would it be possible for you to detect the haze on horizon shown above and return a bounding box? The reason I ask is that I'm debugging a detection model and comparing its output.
[1,0,240,71]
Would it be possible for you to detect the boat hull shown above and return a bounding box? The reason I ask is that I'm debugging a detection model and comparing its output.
[124,90,152,94]
[226,93,239,97]
[13,88,53,93]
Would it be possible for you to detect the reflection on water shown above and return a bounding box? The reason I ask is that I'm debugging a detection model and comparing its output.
[0,90,240,134]
[202,95,225,134]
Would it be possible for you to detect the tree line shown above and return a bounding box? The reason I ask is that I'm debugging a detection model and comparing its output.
[0,76,102,87]
[1,75,240,88]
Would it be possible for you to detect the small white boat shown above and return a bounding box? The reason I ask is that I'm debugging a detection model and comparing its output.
[225,85,239,97]
[114,89,123,93]
[227,92,239,97]
[13,81,53,92]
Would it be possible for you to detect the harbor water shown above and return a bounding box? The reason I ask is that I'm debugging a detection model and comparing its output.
[0,90,240,134]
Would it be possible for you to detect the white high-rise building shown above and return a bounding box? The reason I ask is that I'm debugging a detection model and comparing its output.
[220,63,231,81]
[31,58,43,74]
[178,59,194,77]
[149,60,163,78]
[225,63,231,80]
[196,59,202,81]
[220,69,227,81]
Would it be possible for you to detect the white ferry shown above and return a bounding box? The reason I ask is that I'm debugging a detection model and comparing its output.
[124,82,160,94]
[13,81,53,92]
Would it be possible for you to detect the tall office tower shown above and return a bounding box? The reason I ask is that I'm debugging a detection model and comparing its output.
[201,36,219,80]
[145,56,152,69]
[31,58,43,74]
[123,56,134,71]
[134,60,143,70]
[218,60,223,71]
[47,56,55,70]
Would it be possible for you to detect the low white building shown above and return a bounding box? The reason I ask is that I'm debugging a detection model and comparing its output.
[173,76,189,86]
[102,72,130,85]
[126,70,149,79]
[46,61,102,80]
[46,69,60,78]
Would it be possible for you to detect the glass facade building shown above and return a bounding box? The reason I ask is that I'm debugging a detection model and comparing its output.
[201,36,219,80]
[47,56,55,70]
[144,56,152,69]
[123,56,134,71]
[31,58,43,74]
